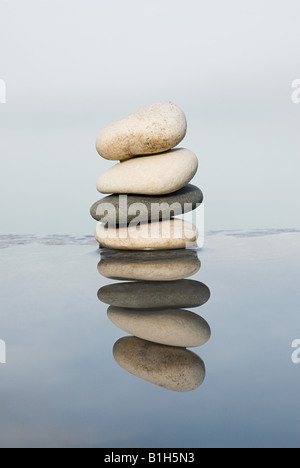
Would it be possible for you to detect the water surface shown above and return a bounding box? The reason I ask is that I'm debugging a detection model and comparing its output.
[0,230,299,448]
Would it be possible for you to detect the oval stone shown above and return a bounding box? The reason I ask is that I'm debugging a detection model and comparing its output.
[96,102,187,161]
[98,249,201,281]
[108,307,211,348]
[90,184,203,224]
[95,219,198,251]
[98,279,211,309]
[96,148,198,195]
[113,336,206,392]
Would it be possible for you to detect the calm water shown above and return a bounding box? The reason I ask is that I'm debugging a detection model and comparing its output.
[0,230,299,448]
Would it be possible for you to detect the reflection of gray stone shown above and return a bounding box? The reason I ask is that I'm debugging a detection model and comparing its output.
[98,280,210,309]
[90,184,203,224]
[113,336,205,392]
[98,249,201,281]
[108,307,211,348]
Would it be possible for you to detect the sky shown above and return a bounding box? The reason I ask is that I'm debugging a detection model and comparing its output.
[0,0,300,234]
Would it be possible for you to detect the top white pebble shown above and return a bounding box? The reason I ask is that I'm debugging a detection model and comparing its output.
[96,102,187,161]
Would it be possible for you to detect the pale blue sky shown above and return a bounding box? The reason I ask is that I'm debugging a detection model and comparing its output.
[0,0,300,234]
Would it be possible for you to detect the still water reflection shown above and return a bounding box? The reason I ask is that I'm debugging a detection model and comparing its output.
[97,249,211,392]
[1,232,299,447]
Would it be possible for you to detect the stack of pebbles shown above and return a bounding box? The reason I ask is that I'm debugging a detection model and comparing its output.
[91,102,203,250]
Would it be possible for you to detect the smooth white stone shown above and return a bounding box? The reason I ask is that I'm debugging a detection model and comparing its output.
[96,102,187,161]
[95,218,198,250]
[96,148,198,195]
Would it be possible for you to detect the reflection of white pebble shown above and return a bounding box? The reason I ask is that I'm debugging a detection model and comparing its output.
[108,307,211,348]
[98,250,201,282]
[0,79,6,104]
[113,336,206,392]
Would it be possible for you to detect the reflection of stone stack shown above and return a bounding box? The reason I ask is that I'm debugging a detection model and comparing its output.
[97,250,211,392]
[91,102,203,250]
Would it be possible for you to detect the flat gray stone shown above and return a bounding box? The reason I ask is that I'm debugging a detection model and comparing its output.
[113,336,206,392]
[97,279,210,309]
[90,184,203,225]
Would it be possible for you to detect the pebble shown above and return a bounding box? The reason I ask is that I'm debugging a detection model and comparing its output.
[108,307,211,348]
[96,148,198,195]
[90,184,203,224]
[97,249,201,281]
[96,102,187,161]
[95,218,198,250]
[113,336,206,392]
[98,279,211,309]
